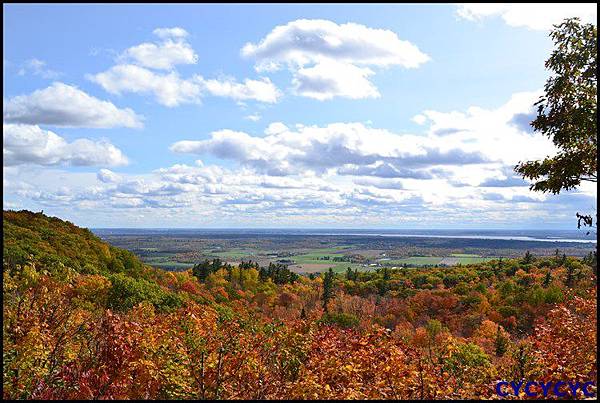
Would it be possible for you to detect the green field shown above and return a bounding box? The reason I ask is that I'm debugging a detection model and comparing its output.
[140,254,193,271]
[450,253,480,257]
[381,255,498,267]
[151,262,193,270]
[448,256,497,264]
[288,247,363,273]
[383,257,442,266]
[210,249,261,259]
[138,245,500,272]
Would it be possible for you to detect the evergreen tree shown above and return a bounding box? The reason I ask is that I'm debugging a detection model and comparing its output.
[494,325,509,357]
[543,270,552,288]
[378,267,390,296]
[192,259,213,283]
[322,268,335,313]
[258,266,268,282]
[565,263,576,287]
[583,250,597,275]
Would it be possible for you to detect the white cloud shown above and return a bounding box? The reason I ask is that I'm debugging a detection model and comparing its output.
[97,168,122,183]
[412,114,427,125]
[197,76,281,103]
[3,124,129,167]
[170,91,559,192]
[456,4,597,31]
[4,156,594,228]
[17,58,61,79]
[245,113,261,122]
[242,19,429,100]
[89,64,281,106]
[118,30,198,70]
[88,64,202,107]
[4,90,592,229]
[415,91,556,165]
[170,122,491,177]
[242,19,430,69]
[3,82,143,128]
[89,27,282,106]
[292,60,380,100]
[152,27,189,39]
[264,122,288,135]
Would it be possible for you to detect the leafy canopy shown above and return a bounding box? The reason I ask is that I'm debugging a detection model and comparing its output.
[515,18,597,195]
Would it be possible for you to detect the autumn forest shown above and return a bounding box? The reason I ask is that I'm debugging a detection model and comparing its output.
[2,210,597,399]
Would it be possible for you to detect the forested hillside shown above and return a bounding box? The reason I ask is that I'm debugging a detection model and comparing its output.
[3,210,597,399]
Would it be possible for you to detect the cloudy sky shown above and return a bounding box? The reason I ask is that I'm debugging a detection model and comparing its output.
[3,3,597,229]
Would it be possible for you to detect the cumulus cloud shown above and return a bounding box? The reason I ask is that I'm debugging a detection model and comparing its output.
[242,19,429,100]
[5,90,592,229]
[89,64,281,107]
[3,124,129,167]
[170,122,490,177]
[353,177,405,190]
[242,19,430,69]
[264,122,288,135]
[88,65,202,107]
[169,91,562,199]
[97,168,123,183]
[89,28,282,106]
[412,114,427,125]
[118,27,198,70]
[5,157,594,228]
[413,91,556,165]
[338,162,435,179]
[456,4,597,31]
[291,60,379,100]
[3,82,143,128]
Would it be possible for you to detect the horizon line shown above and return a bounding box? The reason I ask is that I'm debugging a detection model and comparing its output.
[89,227,592,232]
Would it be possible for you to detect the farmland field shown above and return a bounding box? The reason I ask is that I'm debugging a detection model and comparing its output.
[94,229,594,274]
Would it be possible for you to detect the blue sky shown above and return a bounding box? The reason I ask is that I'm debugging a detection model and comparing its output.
[3,3,597,229]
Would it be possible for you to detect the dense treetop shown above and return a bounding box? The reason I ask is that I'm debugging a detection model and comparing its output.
[3,210,142,275]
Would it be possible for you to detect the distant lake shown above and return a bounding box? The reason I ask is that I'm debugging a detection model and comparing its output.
[92,228,597,244]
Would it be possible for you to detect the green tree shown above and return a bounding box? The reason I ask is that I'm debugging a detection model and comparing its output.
[192,260,214,283]
[565,261,578,287]
[322,268,335,313]
[515,18,597,231]
[444,342,490,384]
[583,250,597,275]
[378,267,390,296]
[319,312,359,329]
[542,270,552,288]
[494,325,509,357]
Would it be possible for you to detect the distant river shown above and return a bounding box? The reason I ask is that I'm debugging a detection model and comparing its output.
[302,232,597,244]
[93,228,597,244]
